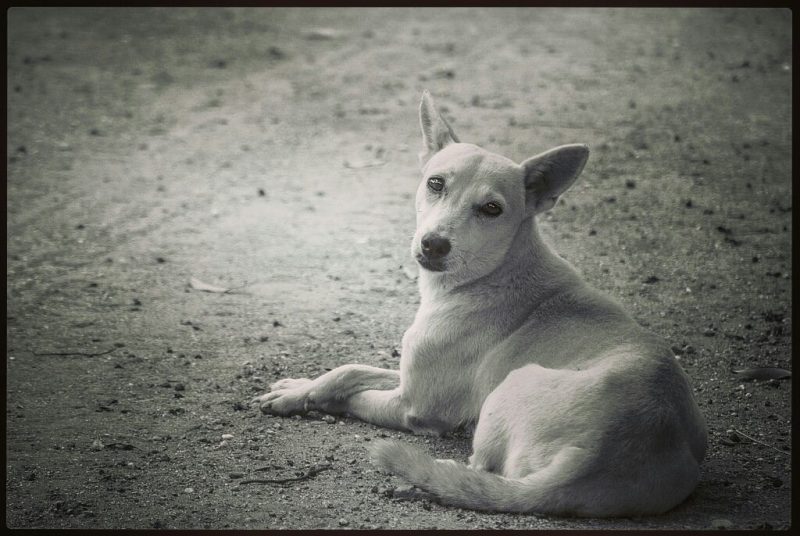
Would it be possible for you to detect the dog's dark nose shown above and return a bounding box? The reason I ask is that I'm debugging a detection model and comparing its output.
[421,233,451,259]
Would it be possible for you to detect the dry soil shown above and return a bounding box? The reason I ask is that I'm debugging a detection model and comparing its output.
[6,7,792,530]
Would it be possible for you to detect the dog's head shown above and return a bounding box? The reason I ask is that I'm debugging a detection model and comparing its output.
[412,91,589,284]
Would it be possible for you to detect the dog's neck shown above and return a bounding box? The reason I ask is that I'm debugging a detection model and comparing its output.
[418,216,578,307]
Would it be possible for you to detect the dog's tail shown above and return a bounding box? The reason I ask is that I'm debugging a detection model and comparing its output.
[369,440,586,515]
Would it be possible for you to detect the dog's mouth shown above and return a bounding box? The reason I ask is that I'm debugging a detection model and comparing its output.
[415,254,447,272]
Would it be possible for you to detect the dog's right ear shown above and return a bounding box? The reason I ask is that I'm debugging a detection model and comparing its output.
[419,90,459,165]
[522,144,589,215]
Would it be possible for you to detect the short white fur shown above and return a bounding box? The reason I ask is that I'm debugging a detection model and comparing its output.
[253,91,707,517]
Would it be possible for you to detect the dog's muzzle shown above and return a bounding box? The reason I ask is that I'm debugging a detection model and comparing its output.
[417,232,451,272]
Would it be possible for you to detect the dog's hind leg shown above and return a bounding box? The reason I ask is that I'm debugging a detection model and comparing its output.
[254,364,400,417]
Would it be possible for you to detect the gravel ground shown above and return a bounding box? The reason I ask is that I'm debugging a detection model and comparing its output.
[6,7,791,530]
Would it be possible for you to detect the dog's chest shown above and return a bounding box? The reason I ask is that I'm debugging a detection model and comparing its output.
[402,302,495,364]
[399,301,503,428]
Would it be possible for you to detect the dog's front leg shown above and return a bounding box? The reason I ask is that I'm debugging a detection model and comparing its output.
[337,387,408,431]
[252,364,405,425]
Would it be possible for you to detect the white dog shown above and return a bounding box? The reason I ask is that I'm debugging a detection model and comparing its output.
[254,91,707,517]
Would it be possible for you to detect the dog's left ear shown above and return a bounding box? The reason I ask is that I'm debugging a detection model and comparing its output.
[419,90,459,165]
[521,144,589,214]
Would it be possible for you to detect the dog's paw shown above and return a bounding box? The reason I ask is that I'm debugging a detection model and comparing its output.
[250,378,312,405]
[252,379,314,416]
[269,377,312,391]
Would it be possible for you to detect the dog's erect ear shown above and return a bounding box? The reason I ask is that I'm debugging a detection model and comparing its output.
[419,90,459,165]
[521,144,589,214]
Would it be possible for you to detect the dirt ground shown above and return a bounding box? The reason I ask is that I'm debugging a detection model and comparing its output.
[6,7,792,530]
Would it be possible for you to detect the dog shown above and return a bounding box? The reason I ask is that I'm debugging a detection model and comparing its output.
[253,91,708,517]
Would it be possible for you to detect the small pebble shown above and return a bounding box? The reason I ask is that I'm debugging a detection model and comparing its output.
[710,518,734,529]
[338,518,349,527]
[322,415,336,424]
[184,487,194,494]
[221,434,234,440]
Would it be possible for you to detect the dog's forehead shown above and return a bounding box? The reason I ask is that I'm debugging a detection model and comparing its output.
[424,144,521,187]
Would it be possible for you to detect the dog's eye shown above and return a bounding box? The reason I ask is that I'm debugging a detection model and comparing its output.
[480,202,503,217]
[427,176,445,192]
